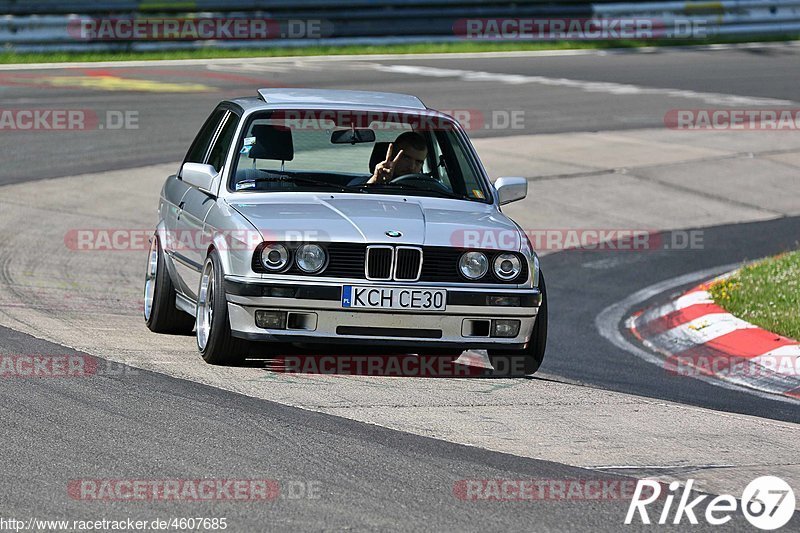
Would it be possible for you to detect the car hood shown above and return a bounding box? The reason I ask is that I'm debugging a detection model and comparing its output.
[226,194,523,250]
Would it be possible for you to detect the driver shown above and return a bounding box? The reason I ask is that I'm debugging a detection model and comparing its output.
[353,131,428,186]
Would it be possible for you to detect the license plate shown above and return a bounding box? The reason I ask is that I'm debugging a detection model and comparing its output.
[342,286,446,311]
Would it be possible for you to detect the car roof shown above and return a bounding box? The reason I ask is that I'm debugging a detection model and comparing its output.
[229,88,429,112]
[258,88,427,110]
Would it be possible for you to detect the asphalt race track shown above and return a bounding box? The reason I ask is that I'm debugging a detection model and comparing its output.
[0,44,799,531]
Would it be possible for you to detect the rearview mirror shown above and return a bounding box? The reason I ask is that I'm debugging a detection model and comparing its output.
[181,162,217,194]
[494,177,527,205]
[331,128,376,144]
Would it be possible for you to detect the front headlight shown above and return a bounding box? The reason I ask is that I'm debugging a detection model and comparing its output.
[260,243,290,271]
[295,244,326,273]
[493,253,521,281]
[459,251,488,280]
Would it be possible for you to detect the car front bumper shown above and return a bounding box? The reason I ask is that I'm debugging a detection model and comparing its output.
[224,276,541,349]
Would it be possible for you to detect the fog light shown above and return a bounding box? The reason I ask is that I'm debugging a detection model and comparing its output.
[487,295,521,306]
[491,319,520,338]
[255,310,287,329]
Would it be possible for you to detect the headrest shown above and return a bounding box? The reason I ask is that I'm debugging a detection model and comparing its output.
[249,124,294,161]
[368,141,391,173]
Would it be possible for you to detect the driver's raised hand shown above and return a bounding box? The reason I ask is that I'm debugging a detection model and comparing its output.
[368,143,404,184]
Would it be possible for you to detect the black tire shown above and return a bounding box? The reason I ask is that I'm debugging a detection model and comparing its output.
[196,249,250,366]
[489,271,548,376]
[144,235,194,334]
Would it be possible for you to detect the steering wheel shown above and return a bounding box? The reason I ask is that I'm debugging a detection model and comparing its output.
[389,172,433,184]
[388,173,453,194]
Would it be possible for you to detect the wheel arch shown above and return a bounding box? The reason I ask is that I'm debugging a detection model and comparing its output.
[154,221,182,290]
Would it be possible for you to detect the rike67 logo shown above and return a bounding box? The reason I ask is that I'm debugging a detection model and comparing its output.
[626,476,795,530]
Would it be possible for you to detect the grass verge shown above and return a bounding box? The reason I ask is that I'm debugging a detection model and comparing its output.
[0,35,798,64]
[709,250,800,340]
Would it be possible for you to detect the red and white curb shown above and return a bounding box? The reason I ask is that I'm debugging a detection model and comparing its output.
[627,273,800,400]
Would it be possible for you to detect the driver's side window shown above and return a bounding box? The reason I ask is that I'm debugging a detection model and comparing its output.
[185,108,226,165]
[207,112,238,172]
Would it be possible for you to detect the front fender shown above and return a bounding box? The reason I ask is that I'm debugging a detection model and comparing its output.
[203,200,263,278]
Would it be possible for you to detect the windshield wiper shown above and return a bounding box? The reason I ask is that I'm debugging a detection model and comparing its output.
[236,175,364,193]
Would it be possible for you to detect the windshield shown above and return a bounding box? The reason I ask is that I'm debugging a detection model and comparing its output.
[228,109,491,202]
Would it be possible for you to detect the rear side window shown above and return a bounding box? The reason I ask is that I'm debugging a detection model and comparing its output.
[207,112,238,172]
[185,108,226,164]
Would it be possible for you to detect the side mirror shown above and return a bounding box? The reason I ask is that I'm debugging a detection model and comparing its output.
[181,162,217,194]
[494,177,527,205]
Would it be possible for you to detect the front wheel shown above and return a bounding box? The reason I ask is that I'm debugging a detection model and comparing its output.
[196,250,250,366]
[488,271,548,376]
[144,234,194,334]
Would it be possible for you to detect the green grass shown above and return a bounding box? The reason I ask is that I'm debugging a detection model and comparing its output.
[709,250,800,340]
[1,34,798,63]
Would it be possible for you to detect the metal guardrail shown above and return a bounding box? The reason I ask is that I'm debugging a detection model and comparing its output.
[1,0,798,52]
[595,0,800,37]
[0,1,623,15]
